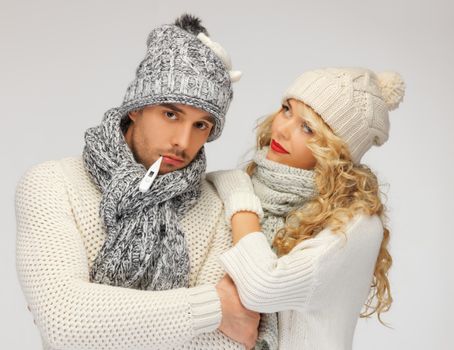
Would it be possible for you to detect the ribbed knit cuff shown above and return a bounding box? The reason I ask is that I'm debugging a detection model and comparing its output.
[218,232,271,287]
[219,232,270,266]
[224,192,264,226]
[187,285,222,335]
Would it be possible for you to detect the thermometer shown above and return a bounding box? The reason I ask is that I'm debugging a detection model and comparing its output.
[139,156,163,193]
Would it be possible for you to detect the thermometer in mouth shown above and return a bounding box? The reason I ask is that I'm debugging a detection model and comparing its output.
[139,156,163,193]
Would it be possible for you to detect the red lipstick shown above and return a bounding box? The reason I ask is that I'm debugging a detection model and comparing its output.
[270,139,289,154]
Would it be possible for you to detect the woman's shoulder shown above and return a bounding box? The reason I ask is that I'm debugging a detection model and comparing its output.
[290,213,383,258]
[343,213,384,247]
[322,214,384,269]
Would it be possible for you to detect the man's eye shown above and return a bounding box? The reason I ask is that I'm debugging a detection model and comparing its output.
[195,122,209,130]
[165,111,177,119]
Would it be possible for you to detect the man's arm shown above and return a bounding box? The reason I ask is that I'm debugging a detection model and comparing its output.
[16,161,221,349]
[195,212,260,349]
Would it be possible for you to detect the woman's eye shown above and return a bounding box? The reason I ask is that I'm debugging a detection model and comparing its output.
[302,122,313,134]
[165,111,177,119]
[282,105,291,116]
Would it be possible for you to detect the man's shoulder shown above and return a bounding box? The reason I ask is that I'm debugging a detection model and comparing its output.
[17,156,87,191]
[181,176,223,226]
[200,175,221,202]
[22,155,83,173]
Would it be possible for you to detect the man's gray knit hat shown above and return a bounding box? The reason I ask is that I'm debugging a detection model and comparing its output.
[120,14,241,141]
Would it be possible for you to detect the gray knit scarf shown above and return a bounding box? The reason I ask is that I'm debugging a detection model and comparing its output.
[83,107,206,290]
[252,147,318,246]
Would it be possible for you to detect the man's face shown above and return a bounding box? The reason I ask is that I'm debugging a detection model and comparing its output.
[124,103,214,174]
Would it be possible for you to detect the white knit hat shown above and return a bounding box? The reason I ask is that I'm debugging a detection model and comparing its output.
[282,67,405,163]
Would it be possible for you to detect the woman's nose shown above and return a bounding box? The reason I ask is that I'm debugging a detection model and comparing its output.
[275,118,293,140]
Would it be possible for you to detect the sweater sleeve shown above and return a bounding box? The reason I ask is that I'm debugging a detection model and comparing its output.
[196,213,233,286]
[218,232,336,313]
[15,161,221,350]
[186,211,246,349]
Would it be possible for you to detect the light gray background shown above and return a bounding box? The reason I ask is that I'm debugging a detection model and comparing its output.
[2,0,453,348]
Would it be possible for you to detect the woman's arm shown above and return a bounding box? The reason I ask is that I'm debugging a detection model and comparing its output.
[230,211,261,244]
[219,231,335,313]
[220,214,381,315]
[208,169,322,313]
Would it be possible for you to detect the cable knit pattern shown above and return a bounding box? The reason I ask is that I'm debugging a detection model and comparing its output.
[283,68,405,163]
[121,20,234,142]
[15,157,245,350]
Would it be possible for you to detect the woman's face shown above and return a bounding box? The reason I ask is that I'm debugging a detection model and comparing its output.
[266,99,317,170]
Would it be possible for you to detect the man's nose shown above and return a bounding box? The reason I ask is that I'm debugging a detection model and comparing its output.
[171,124,192,151]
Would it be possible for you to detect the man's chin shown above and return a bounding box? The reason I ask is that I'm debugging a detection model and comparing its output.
[158,163,186,175]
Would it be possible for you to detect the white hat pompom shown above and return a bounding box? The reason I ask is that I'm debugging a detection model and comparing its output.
[197,33,242,83]
[377,71,405,111]
[229,71,242,82]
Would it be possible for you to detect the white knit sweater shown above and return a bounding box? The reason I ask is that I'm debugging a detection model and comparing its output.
[15,157,245,350]
[219,214,383,350]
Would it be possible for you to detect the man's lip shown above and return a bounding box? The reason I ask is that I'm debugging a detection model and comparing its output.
[270,139,289,154]
[162,154,184,163]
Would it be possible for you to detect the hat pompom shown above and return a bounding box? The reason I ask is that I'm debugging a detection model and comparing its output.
[377,71,405,111]
[229,71,242,82]
[197,33,231,68]
[174,14,209,36]
[197,33,242,83]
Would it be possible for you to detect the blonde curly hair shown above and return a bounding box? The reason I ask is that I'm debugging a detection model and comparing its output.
[246,100,392,324]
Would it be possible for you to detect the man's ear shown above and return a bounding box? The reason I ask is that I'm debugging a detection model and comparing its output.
[128,110,141,122]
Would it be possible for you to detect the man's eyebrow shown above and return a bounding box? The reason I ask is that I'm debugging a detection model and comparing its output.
[160,103,184,114]
[161,103,214,124]
[201,115,215,124]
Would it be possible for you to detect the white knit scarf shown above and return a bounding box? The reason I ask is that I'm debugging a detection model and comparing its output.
[252,147,318,245]
[249,147,317,350]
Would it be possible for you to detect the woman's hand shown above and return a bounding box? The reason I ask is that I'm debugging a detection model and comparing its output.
[206,170,263,244]
[206,170,263,227]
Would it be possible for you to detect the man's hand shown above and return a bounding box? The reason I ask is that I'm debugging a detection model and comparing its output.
[216,275,260,349]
